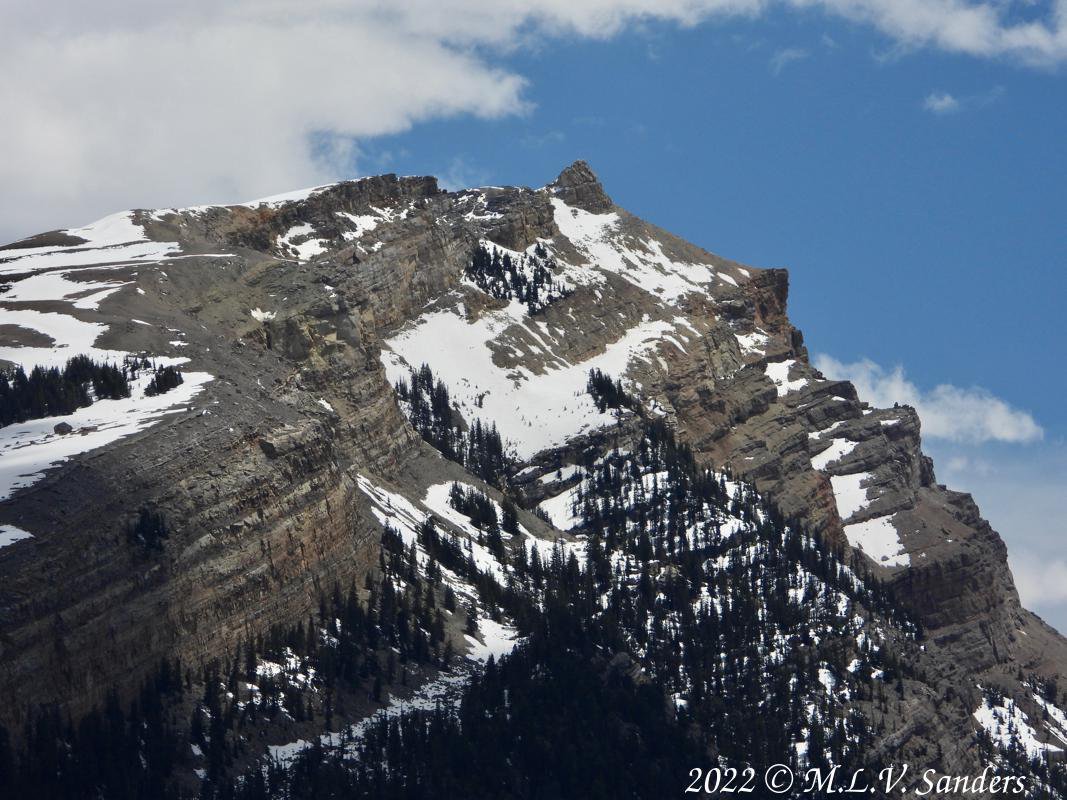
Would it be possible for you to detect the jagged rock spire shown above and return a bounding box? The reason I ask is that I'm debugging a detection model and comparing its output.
[549,160,613,213]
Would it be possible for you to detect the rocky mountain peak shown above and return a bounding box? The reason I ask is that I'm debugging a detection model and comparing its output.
[2,162,1067,795]
[549,159,613,213]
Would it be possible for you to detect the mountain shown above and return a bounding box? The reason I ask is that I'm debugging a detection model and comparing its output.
[0,162,1065,798]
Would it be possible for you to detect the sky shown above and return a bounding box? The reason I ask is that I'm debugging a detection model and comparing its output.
[1,0,1064,628]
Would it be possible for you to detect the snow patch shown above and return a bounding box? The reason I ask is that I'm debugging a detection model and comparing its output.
[843,515,909,568]
[830,472,874,521]
[734,330,770,358]
[276,223,328,261]
[765,360,808,397]
[974,695,1063,760]
[0,524,33,550]
[0,211,181,275]
[0,367,211,502]
[382,306,674,460]
[810,438,857,472]
[550,199,714,303]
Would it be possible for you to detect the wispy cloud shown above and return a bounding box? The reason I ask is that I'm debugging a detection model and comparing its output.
[814,355,1043,444]
[769,47,809,75]
[437,156,491,192]
[923,85,1005,114]
[923,91,962,113]
[520,130,566,149]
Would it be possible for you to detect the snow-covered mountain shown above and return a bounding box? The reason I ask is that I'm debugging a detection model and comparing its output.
[0,162,1065,797]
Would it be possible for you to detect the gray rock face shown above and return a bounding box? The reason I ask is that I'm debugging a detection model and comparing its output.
[0,163,1063,770]
[548,160,614,213]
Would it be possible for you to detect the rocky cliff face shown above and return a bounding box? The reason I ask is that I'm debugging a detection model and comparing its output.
[1,162,1064,774]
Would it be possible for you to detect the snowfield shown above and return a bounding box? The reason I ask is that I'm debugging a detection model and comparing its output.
[0,365,212,505]
[0,211,181,275]
[382,303,675,460]
[974,694,1064,760]
[830,472,874,521]
[550,198,721,302]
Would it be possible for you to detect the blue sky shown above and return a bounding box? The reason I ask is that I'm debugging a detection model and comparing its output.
[347,16,1067,629]
[2,1,1064,628]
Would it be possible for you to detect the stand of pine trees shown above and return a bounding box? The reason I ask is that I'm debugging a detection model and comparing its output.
[146,365,184,397]
[465,242,573,315]
[6,370,1067,799]
[586,367,639,414]
[0,355,131,427]
[394,364,513,488]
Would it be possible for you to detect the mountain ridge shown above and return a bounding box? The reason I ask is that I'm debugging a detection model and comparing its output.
[0,161,1065,792]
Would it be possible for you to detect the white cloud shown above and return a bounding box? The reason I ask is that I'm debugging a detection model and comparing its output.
[925,436,1067,632]
[769,46,810,74]
[2,0,1067,241]
[923,84,1005,113]
[814,354,1043,443]
[923,91,962,112]
[437,156,492,192]
[1012,555,1067,610]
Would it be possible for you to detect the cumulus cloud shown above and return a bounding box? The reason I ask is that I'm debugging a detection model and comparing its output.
[2,0,1067,240]
[814,354,1044,443]
[925,436,1067,631]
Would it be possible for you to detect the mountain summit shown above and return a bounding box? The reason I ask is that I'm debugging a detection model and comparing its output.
[1,163,1065,796]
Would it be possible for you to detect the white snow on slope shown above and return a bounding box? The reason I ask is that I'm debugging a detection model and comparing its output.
[337,203,414,244]
[1,270,131,309]
[1,216,217,504]
[276,223,328,261]
[809,421,846,440]
[422,482,548,583]
[537,482,585,531]
[465,618,521,662]
[551,199,714,303]
[0,211,180,275]
[0,366,211,502]
[765,359,808,397]
[1033,693,1067,746]
[0,524,33,550]
[810,438,857,472]
[240,184,335,208]
[337,211,382,241]
[830,472,874,521]
[735,330,770,358]
[539,464,582,484]
[280,473,523,768]
[974,695,1063,760]
[842,516,909,568]
[423,482,529,537]
[382,304,673,460]
[354,474,426,549]
[0,309,119,370]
